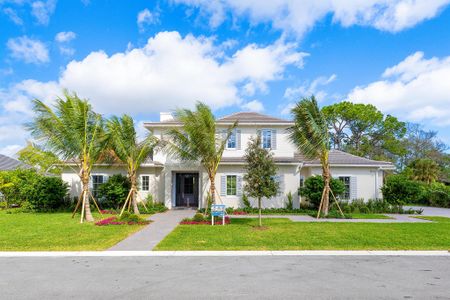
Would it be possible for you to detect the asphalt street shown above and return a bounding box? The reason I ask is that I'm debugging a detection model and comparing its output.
[0,255,449,299]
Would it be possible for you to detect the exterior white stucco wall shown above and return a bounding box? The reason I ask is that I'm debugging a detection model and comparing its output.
[61,166,161,203]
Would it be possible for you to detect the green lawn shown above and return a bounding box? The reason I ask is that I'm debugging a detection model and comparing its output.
[155,217,450,251]
[0,211,147,251]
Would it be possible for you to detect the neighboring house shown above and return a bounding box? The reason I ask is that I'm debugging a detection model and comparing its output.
[0,154,31,171]
[61,112,394,209]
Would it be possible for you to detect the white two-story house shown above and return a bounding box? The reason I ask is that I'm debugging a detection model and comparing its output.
[61,111,395,209]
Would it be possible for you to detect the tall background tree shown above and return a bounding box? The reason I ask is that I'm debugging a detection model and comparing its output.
[17,142,62,175]
[289,96,332,216]
[407,158,440,184]
[322,101,406,162]
[27,91,107,222]
[166,102,236,207]
[106,114,157,215]
[243,136,278,227]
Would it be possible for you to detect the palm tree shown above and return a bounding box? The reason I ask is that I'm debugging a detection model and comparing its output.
[0,177,14,209]
[409,158,440,184]
[288,96,332,217]
[166,102,236,207]
[27,91,107,223]
[106,114,158,215]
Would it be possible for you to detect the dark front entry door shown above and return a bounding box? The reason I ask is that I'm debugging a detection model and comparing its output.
[175,173,199,207]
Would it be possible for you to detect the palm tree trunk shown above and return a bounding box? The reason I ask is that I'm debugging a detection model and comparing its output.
[209,173,216,205]
[80,183,94,222]
[321,160,331,216]
[258,197,262,227]
[130,173,140,215]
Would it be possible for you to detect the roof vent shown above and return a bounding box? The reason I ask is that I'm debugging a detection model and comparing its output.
[160,112,174,122]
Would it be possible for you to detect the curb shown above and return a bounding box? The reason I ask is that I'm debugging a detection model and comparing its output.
[0,250,449,257]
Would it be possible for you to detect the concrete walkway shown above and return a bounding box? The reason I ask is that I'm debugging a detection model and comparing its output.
[108,209,196,251]
[406,205,450,217]
[230,214,432,223]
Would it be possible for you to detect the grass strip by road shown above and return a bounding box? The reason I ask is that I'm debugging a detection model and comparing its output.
[0,212,147,251]
[155,217,450,251]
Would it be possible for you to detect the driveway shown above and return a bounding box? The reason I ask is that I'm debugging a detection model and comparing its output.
[1,256,449,299]
[406,206,450,217]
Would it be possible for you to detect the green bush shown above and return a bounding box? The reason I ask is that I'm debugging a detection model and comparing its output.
[285,191,293,210]
[97,174,131,209]
[242,193,251,208]
[193,213,205,222]
[0,169,40,207]
[427,183,450,208]
[381,175,427,205]
[300,175,345,208]
[137,201,167,214]
[118,211,145,223]
[28,177,68,212]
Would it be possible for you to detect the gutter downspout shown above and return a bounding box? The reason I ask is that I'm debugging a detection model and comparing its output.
[297,162,304,207]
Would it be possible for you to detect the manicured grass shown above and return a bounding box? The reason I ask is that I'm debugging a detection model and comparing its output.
[349,213,392,219]
[155,218,450,250]
[0,211,147,251]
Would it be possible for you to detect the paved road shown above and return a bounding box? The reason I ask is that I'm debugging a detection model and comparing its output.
[1,256,449,299]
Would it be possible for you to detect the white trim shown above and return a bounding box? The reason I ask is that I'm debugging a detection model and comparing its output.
[0,251,448,257]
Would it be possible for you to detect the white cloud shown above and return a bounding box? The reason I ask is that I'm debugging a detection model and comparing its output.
[241,100,264,112]
[31,0,56,25]
[7,36,49,64]
[173,0,450,36]
[55,31,76,56]
[137,8,160,32]
[3,7,23,25]
[281,74,337,115]
[55,31,76,43]
[1,30,305,118]
[347,51,450,126]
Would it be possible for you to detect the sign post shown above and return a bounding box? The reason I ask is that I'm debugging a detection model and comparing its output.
[211,204,226,225]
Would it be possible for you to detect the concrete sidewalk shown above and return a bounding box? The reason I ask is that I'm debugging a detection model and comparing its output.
[230,214,431,223]
[108,209,196,251]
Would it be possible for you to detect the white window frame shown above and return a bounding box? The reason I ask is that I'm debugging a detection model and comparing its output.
[226,175,237,196]
[91,174,107,197]
[226,129,237,150]
[141,175,150,191]
[338,176,351,200]
[261,129,272,149]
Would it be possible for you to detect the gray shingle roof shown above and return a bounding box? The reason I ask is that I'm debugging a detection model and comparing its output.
[217,112,292,124]
[144,111,293,127]
[298,150,394,166]
[0,154,31,171]
[220,150,394,167]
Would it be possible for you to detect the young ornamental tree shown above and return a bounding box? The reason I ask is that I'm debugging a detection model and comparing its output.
[243,136,279,227]
[27,91,108,222]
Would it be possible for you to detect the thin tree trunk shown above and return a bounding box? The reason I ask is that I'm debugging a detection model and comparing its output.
[132,187,140,215]
[321,157,331,217]
[258,197,262,227]
[209,174,216,205]
[81,176,94,222]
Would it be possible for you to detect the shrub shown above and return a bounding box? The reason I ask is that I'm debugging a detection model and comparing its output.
[381,175,427,205]
[138,202,167,214]
[28,177,69,211]
[97,174,131,209]
[427,183,450,208]
[285,191,293,210]
[242,193,252,208]
[118,211,145,223]
[0,169,40,207]
[193,213,205,222]
[300,175,345,208]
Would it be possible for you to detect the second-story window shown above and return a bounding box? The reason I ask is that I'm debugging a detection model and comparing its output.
[227,129,236,149]
[261,129,272,149]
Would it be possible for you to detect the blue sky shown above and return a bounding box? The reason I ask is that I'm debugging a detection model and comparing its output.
[1,0,450,156]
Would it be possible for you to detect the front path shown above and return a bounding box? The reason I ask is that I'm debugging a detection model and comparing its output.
[108,209,196,251]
